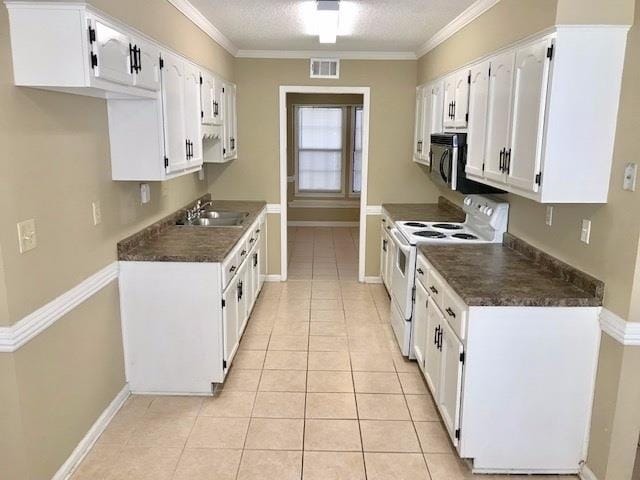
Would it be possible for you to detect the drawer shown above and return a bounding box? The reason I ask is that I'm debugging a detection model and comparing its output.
[442,287,468,341]
[425,265,445,310]
[222,251,240,288]
[247,228,259,251]
[238,238,250,265]
[381,213,394,234]
[415,254,430,290]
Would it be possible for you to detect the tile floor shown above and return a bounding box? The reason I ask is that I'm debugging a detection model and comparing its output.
[71,228,573,479]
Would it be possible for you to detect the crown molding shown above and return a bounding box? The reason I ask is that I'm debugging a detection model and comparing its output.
[0,262,119,352]
[166,0,239,56]
[416,0,501,58]
[600,308,640,346]
[236,50,417,60]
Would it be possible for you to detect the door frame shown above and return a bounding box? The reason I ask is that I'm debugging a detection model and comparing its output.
[278,86,371,282]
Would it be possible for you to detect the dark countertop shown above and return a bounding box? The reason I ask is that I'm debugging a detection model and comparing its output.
[418,234,604,307]
[382,197,465,223]
[118,198,267,263]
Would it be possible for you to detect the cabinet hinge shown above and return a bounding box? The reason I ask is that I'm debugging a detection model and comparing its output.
[159,56,164,69]
[546,44,554,60]
[467,73,471,84]
[164,157,169,168]
[88,26,96,44]
[201,110,204,119]
[223,360,227,369]
[465,112,469,123]
[460,351,465,364]
[411,286,416,303]
[455,429,461,439]
[221,299,226,308]
[482,163,485,172]
[535,172,542,186]
[223,148,226,154]
[488,65,491,77]
[199,75,203,84]
[222,87,225,93]
[90,52,98,69]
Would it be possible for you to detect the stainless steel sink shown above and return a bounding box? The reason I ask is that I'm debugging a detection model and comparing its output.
[177,210,249,227]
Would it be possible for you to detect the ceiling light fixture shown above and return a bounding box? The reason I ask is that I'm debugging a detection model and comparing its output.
[316,0,340,44]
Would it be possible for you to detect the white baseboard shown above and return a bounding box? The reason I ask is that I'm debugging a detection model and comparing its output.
[364,276,383,284]
[600,308,640,346]
[55,384,130,480]
[288,221,359,227]
[579,465,598,480]
[265,275,282,282]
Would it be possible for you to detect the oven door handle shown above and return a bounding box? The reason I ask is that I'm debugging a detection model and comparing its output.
[389,228,412,255]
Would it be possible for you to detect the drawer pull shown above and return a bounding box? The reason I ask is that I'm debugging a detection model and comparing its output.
[417,268,424,275]
[434,325,440,345]
[430,286,438,294]
[249,238,256,244]
[241,249,247,257]
[229,265,236,273]
[446,307,456,318]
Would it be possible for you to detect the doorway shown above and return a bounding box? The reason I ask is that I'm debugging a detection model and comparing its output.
[278,86,371,282]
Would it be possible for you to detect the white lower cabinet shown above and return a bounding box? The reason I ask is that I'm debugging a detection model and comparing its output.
[380,215,394,291]
[414,252,601,474]
[120,210,267,394]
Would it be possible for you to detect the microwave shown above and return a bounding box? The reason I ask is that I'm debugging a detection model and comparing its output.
[430,133,504,194]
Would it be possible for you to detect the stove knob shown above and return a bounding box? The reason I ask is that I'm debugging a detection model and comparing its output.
[486,207,494,216]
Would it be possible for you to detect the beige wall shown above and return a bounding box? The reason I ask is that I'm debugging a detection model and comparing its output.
[0,1,234,478]
[417,1,640,479]
[208,58,436,275]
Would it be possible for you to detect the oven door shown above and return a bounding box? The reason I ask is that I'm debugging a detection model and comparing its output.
[429,143,458,190]
[389,228,416,319]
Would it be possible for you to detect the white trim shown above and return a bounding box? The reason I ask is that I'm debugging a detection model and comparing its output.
[265,274,282,282]
[364,276,383,284]
[416,0,501,57]
[55,384,130,480]
[288,221,359,227]
[166,0,238,56]
[0,262,119,353]
[289,200,360,209]
[366,205,383,215]
[579,465,598,480]
[600,308,640,346]
[237,50,416,60]
[266,203,282,214]
[287,176,295,183]
[279,86,371,284]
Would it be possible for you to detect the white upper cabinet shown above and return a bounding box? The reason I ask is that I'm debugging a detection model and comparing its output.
[161,52,189,175]
[416,25,629,203]
[413,86,426,162]
[201,72,223,126]
[223,83,238,160]
[89,17,134,87]
[183,63,203,167]
[413,81,443,166]
[429,81,445,137]
[443,69,470,129]
[132,38,162,92]
[483,51,516,183]
[466,60,490,178]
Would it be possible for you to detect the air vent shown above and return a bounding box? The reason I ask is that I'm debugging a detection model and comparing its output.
[310,58,340,79]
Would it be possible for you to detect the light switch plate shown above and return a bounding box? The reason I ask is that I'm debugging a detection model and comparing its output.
[623,163,637,191]
[545,206,554,226]
[17,219,37,253]
[581,219,591,244]
[92,201,102,226]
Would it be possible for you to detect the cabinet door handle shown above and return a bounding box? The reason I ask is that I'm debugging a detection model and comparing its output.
[429,286,438,294]
[136,46,141,72]
[505,149,512,172]
[129,43,136,74]
[438,328,443,351]
[382,239,387,252]
[434,325,440,345]
[186,139,190,159]
[499,148,505,172]
[452,101,456,119]
[417,268,424,275]
[253,253,258,267]
[446,307,456,318]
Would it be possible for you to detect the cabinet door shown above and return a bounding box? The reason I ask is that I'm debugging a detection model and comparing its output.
[507,38,552,192]
[91,18,133,86]
[442,75,456,129]
[420,90,433,163]
[161,52,188,174]
[413,87,425,160]
[184,62,203,167]
[236,262,249,337]
[201,72,215,125]
[412,281,430,372]
[222,280,239,370]
[439,320,464,446]
[212,80,224,126]
[228,85,238,158]
[484,51,515,183]
[466,61,490,177]
[258,220,267,290]
[250,249,259,308]
[453,69,471,128]
[133,38,161,91]
[424,298,442,396]
[429,81,444,136]
[380,229,389,288]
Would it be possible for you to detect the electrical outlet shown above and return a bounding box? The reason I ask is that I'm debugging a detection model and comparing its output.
[545,206,554,226]
[140,183,151,204]
[92,201,102,226]
[581,219,591,244]
[17,219,37,253]
[623,163,637,191]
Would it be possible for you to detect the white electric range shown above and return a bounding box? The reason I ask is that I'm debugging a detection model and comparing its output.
[388,195,509,357]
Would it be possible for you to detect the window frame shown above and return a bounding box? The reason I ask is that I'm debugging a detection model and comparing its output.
[348,105,363,198]
[294,105,348,197]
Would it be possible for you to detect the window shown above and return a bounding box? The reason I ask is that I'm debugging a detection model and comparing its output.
[296,107,344,193]
[351,106,363,195]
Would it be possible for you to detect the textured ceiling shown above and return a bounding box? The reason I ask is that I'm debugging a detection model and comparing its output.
[187,0,477,52]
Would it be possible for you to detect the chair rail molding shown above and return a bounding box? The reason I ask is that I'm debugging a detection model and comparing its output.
[0,262,119,353]
[600,308,640,346]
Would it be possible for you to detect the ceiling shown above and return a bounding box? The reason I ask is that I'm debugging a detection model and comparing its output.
[186,0,480,55]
